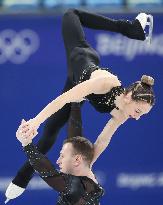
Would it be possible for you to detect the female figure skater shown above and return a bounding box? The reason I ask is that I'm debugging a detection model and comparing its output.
[6,9,155,198]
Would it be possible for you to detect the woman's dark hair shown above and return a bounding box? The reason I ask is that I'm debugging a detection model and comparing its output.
[125,75,155,106]
[63,136,94,166]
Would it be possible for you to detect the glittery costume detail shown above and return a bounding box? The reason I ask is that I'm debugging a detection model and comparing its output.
[23,144,104,205]
[77,64,125,113]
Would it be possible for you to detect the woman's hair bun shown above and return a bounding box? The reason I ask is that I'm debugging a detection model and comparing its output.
[141,75,154,86]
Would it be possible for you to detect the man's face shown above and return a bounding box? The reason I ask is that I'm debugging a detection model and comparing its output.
[56,143,75,173]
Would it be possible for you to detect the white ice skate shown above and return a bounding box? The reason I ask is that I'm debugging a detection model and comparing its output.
[136,13,153,44]
[5,182,25,204]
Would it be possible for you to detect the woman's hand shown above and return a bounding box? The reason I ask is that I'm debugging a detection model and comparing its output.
[16,119,38,146]
[18,119,39,140]
[22,118,40,130]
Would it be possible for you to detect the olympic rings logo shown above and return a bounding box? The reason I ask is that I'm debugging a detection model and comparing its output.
[0,29,40,64]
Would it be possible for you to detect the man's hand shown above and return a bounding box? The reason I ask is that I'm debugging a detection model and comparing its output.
[16,119,38,147]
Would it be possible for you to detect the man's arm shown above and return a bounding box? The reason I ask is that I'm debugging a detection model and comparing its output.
[16,122,67,192]
[23,143,67,192]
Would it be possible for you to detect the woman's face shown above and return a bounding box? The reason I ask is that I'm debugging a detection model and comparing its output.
[124,93,152,120]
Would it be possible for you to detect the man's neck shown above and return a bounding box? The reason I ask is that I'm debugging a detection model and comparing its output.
[70,165,98,184]
[72,165,92,177]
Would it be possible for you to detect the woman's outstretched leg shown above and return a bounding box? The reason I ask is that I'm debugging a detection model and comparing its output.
[62,9,149,82]
[62,8,147,55]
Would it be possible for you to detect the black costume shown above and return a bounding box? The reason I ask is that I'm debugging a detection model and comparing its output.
[24,143,104,205]
[12,9,145,188]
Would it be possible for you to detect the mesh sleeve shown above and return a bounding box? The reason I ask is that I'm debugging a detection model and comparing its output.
[23,143,67,192]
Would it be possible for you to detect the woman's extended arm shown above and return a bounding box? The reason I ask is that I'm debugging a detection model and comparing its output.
[91,112,128,166]
[23,74,120,131]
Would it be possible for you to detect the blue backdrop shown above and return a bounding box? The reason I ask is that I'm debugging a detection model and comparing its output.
[0,13,163,205]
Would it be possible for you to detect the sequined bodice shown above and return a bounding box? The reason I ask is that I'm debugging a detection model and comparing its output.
[79,64,125,113]
[86,86,124,113]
